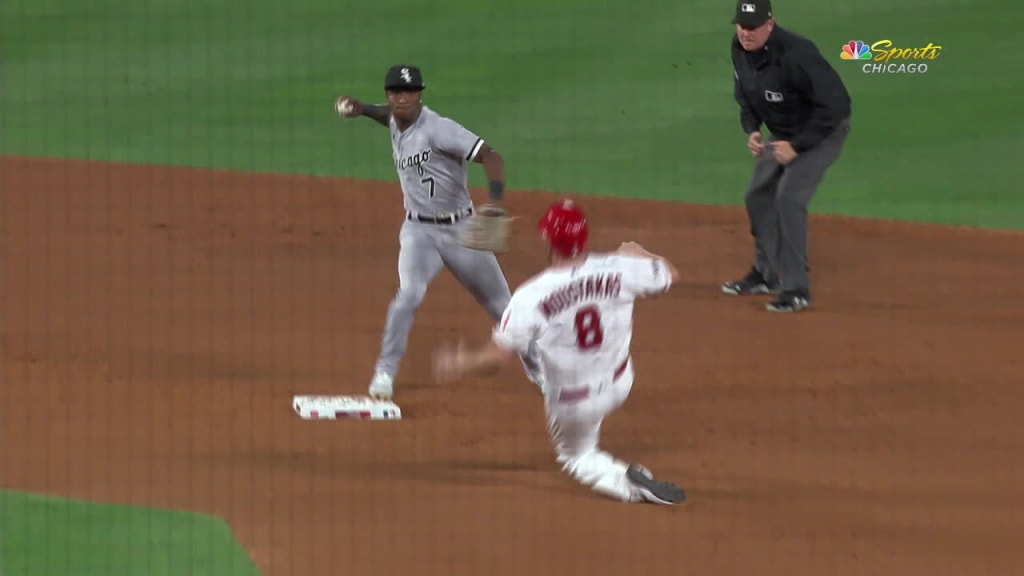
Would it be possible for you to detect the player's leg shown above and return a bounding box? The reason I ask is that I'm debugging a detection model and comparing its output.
[545,364,685,504]
[437,226,512,320]
[370,221,446,397]
[768,119,851,312]
[722,145,784,296]
[546,399,630,500]
[439,232,545,387]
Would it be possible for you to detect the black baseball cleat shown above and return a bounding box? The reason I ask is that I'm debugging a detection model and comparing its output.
[766,290,812,313]
[626,464,687,505]
[721,267,780,296]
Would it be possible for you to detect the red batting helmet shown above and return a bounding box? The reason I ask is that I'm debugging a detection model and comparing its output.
[538,200,588,258]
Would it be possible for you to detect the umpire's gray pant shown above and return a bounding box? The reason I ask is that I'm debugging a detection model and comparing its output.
[745,118,851,293]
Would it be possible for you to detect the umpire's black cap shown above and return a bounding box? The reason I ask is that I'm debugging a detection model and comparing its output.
[732,0,773,27]
[385,65,425,91]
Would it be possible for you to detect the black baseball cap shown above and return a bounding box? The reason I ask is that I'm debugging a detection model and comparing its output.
[732,0,773,27]
[385,65,425,91]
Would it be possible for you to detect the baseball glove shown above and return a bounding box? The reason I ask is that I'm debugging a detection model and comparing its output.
[459,203,515,253]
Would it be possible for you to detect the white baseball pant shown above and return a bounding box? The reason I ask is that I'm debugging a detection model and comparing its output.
[544,357,649,502]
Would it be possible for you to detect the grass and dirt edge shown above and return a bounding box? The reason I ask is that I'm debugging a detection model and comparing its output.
[0,489,261,576]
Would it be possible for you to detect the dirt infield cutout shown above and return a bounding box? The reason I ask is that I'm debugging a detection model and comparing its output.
[3,156,1023,575]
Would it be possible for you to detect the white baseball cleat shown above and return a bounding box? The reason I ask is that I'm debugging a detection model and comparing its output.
[368,371,394,400]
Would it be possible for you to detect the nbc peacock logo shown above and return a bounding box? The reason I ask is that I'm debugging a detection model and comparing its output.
[840,40,872,60]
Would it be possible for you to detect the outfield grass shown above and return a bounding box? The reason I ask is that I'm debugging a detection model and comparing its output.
[0,490,261,576]
[1,0,1020,228]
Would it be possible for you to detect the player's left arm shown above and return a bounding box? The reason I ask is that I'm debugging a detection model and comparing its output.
[434,118,504,204]
[616,243,679,296]
[472,144,505,204]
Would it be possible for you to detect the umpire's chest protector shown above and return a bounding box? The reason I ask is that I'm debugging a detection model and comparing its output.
[733,41,812,127]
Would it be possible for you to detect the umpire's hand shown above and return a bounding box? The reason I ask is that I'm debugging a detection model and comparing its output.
[747,131,765,157]
[769,141,798,165]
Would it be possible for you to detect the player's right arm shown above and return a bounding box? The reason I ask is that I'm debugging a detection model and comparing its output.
[433,292,542,382]
[336,96,390,128]
[490,294,542,357]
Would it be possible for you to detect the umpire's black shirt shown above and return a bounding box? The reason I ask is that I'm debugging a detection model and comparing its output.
[732,26,851,153]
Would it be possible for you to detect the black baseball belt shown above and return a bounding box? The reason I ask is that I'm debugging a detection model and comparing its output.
[406,206,473,225]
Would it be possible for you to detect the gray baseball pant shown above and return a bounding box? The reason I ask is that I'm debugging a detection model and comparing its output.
[744,118,851,293]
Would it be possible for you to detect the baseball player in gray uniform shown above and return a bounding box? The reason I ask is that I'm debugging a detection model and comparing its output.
[335,64,544,400]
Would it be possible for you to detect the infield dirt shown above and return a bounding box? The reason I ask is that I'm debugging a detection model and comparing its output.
[3,156,1023,575]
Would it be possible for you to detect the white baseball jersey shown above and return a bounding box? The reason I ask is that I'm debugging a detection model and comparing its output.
[492,253,673,391]
[389,106,485,216]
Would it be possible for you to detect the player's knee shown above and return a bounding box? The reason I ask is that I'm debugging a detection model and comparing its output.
[491,292,510,309]
[393,284,428,309]
[485,296,510,320]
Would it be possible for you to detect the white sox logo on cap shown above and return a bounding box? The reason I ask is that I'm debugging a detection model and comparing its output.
[400,68,413,83]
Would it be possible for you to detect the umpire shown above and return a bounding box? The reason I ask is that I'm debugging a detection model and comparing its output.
[720,0,852,313]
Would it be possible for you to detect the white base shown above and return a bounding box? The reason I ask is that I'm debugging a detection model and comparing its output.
[293,395,402,421]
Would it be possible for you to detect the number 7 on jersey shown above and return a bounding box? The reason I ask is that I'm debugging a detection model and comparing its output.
[421,176,435,198]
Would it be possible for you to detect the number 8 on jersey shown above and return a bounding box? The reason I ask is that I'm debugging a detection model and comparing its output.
[574,305,604,350]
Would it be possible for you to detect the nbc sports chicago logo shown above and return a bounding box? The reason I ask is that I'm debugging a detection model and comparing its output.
[840,39,942,74]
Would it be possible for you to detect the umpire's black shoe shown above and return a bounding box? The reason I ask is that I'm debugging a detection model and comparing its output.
[721,267,780,296]
[766,290,812,313]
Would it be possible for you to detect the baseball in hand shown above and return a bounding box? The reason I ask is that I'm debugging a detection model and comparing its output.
[336,98,354,116]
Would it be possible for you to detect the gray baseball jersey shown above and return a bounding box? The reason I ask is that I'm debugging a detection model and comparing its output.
[369,101,544,395]
[389,106,485,215]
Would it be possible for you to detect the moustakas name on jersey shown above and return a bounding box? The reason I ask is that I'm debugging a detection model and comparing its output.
[493,253,672,392]
[389,106,486,216]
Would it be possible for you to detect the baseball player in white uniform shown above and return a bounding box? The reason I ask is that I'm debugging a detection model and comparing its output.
[336,65,544,399]
[433,200,687,505]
